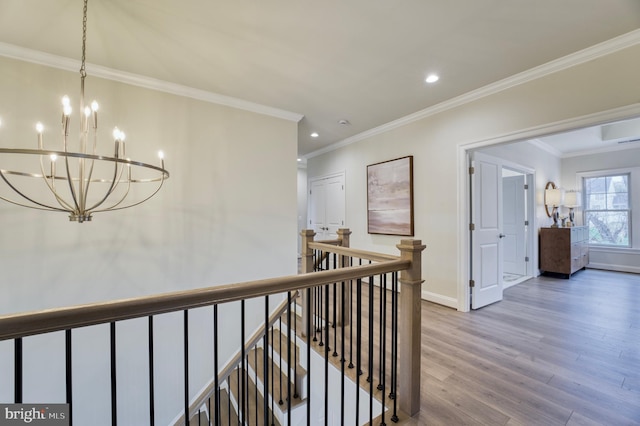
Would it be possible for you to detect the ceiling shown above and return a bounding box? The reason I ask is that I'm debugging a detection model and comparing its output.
[534,117,640,158]
[0,0,639,157]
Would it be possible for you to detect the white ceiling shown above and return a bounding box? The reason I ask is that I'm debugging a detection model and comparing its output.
[0,0,639,156]
[534,117,640,157]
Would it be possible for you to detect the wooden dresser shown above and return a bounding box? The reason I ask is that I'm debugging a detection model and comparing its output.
[539,226,589,278]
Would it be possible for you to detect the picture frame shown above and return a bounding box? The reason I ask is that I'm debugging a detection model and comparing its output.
[367,155,414,236]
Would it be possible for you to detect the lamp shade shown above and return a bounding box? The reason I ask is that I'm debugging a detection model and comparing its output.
[545,188,564,207]
[564,191,581,208]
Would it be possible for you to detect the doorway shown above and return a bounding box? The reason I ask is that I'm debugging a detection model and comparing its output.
[501,167,534,288]
[469,151,535,309]
[308,172,346,240]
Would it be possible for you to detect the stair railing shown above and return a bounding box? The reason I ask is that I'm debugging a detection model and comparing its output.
[0,228,424,425]
[301,229,425,424]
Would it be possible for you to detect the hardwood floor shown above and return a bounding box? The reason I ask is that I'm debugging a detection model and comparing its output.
[400,269,640,425]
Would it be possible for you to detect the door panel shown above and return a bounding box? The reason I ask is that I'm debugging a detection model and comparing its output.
[309,174,345,240]
[503,175,526,275]
[471,152,503,309]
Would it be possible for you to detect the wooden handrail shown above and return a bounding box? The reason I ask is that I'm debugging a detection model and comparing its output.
[0,259,410,341]
[309,242,400,263]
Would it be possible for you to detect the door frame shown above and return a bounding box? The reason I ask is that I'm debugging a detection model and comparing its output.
[457,104,640,312]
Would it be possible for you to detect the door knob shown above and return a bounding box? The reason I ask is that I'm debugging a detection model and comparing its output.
[499,234,506,238]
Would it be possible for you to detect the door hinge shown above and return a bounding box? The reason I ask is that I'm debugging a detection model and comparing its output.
[525,256,530,262]
[469,223,475,231]
[468,166,475,175]
[524,220,529,226]
[524,184,529,190]
[469,279,475,288]
[309,189,312,195]
[342,220,344,225]
[342,185,344,190]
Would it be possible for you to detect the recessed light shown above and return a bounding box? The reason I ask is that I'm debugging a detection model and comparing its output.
[425,74,439,84]
[297,158,301,162]
[310,132,319,138]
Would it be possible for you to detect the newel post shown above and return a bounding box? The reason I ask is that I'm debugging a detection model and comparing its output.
[300,229,316,337]
[337,228,352,326]
[397,239,426,417]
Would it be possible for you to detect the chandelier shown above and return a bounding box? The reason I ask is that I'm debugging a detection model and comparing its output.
[0,0,169,223]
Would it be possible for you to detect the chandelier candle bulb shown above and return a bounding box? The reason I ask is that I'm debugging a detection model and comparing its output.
[36,122,44,148]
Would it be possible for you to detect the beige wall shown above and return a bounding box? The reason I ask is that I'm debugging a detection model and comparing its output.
[0,56,298,424]
[308,43,640,308]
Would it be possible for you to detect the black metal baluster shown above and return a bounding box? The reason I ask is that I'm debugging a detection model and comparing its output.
[306,287,312,426]
[182,312,189,426]
[381,274,388,425]
[355,278,362,426]
[391,271,399,422]
[368,274,374,422]
[270,326,275,426]
[287,292,292,425]
[340,279,346,426]
[348,256,354,369]
[253,346,257,426]
[65,330,72,426]
[324,282,330,426]
[148,317,155,426]
[111,322,118,426]
[214,305,220,426]
[14,338,22,403]
[293,292,299,399]
[278,317,283,406]
[227,377,231,425]
[318,278,324,347]
[240,301,246,425]
[263,297,270,426]
[332,282,338,357]
[378,273,384,391]
[313,285,318,342]
[236,369,241,425]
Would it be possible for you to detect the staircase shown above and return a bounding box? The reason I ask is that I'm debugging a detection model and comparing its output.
[188,308,307,425]
[1,229,425,426]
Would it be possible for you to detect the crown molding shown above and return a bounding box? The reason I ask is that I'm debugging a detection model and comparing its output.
[0,41,304,123]
[306,29,640,159]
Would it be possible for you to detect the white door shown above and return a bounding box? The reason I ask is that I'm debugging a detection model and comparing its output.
[470,152,504,309]
[503,174,526,276]
[309,174,345,240]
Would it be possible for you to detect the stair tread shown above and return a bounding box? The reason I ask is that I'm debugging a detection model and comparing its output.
[252,347,305,409]
[229,368,283,426]
[189,388,238,426]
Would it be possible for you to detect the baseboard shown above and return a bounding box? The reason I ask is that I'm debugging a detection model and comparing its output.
[421,290,458,309]
[586,263,640,274]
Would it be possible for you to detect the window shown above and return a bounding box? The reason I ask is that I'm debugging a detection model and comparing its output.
[583,173,630,247]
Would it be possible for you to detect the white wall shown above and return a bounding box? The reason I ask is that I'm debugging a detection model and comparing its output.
[0,56,298,425]
[561,146,640,273]
[308,42,640,309]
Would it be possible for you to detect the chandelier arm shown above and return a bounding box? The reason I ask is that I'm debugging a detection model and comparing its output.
[92,174,166,214]
[81,130,98,210]
[0,170,68,213]
[62,141,81,215]
[38,154,75,211]
[85,159,127,212]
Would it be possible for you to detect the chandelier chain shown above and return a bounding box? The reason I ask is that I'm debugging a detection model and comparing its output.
[80,0,88,78]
